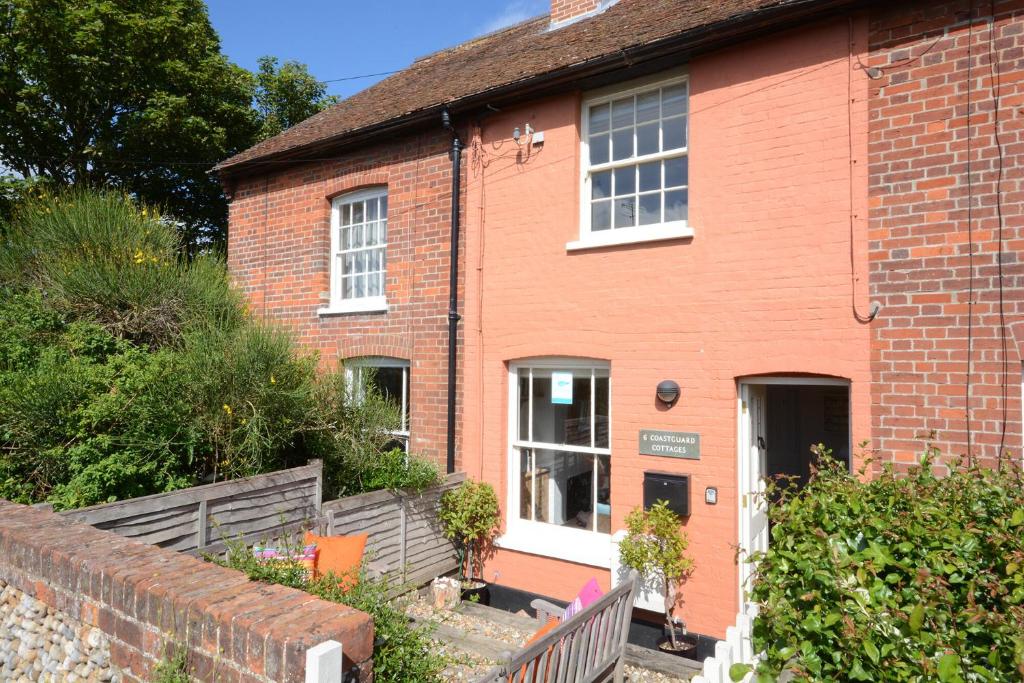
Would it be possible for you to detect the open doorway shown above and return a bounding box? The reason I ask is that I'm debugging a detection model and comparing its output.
[736,377,851,606]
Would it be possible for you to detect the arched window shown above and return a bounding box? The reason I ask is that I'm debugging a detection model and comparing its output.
[326,187,388,314]
[503,359,611,566]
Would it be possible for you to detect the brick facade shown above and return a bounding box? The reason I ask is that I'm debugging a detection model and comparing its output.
[0,501,373,683]
[225,130,464,468]
[550,0,604,24]
[868,0,1024,467]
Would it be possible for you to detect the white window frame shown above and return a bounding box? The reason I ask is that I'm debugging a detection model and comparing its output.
[497,358,613,568]
[319,187,389,315]
[571,71,694,251]
[346,357,410,450]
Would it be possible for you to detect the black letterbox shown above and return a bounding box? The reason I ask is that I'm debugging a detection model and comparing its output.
[643,472,690,518]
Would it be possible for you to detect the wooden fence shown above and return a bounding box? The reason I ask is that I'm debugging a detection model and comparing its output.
[58,461,323,555]
[691,604,759,683]
[321,472,464,586]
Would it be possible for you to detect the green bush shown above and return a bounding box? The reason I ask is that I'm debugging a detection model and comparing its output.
[746,446,1024,682]
[439,480,500,583]
[214,538,447,683]
[0,190,439,508]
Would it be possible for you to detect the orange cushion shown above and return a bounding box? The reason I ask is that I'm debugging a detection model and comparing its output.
[304,532,367,590]
[512,618,560,682]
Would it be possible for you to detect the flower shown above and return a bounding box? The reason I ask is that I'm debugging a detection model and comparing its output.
[270,375,276,384]
[222,404,232,416]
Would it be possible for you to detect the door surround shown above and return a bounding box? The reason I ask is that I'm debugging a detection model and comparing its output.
[735,375,851,608]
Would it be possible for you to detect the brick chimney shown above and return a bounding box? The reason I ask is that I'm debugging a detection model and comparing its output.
[550,0,616,27]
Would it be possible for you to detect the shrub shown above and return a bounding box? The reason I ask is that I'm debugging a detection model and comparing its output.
[214,537,447,683]
[0,189,241,346]
[439,480,500,583]
[0,189,437,508]
[618,500,693,649]
[746,446,1024,682]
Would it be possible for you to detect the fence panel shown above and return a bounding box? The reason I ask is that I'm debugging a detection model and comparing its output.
[321,472,464,584]
[59,461,323,554]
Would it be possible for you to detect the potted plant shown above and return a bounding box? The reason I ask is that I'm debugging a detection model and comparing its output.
[618,499,696,656]
[438,479,500,604]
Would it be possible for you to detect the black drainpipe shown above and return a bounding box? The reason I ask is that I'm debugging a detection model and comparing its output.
[442,108,462,475]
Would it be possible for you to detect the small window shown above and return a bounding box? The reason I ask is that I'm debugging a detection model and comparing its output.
[573,75,692,250]
[324,187,388,314]
[347,357,410,451]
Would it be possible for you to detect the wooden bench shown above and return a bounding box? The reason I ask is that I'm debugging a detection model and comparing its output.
[475,571,640,683]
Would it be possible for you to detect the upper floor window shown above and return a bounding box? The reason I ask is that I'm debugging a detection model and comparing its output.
[572,74,692,250]
[325,187,388,314]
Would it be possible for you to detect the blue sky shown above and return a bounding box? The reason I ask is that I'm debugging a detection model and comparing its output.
[205,0,549,99]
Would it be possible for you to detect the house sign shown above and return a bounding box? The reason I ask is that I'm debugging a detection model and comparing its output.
[639,430,700,459]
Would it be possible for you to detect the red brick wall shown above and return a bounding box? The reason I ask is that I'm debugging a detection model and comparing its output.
[550,0,602,24]
[0,501,373,683]
[226,130,464,468]
[868,0,1024,468]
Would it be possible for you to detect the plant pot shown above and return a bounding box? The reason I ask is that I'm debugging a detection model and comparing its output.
[460,581,490,606]
[657,633,698,658]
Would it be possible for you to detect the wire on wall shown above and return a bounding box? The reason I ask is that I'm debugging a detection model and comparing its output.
[987,1,1010,465]
[847,18,877,325]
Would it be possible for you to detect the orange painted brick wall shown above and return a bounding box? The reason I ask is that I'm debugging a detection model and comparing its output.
[460,16,872,638]
[226,131,465,468]
[868,0,1024,468]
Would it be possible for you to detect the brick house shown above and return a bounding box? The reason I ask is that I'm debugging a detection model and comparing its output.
[217,0,1023,644]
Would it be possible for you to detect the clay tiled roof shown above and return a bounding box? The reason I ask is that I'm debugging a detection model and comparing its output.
[216,0,843,174]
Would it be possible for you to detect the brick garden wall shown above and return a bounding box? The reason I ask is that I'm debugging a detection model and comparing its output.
[868,0,1024,467]
[0,501,373,683]
[225,130,464,468]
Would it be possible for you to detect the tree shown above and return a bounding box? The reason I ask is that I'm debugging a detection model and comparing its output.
[254,56,338,140]
[618,500,694,651]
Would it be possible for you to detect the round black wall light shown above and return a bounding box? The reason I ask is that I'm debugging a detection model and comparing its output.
[656,380,680,407]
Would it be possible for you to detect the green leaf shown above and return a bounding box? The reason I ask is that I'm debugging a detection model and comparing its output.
[908,603,925,633]
[1010,509,1024,527]
[937,654,961,682]
[730,663,753,681]
[864,639,880,664]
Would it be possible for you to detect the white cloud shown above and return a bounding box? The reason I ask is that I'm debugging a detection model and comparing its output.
[480,0,548,34]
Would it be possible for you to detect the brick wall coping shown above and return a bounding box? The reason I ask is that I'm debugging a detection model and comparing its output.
[0,500,373,683]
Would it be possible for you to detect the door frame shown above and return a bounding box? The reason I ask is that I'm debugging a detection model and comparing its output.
[735,376,851,609]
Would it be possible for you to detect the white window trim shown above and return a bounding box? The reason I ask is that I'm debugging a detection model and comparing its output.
[498,359,612,568]
[573,72,692,251]
[346,357,410,447]
[319,186,389,316]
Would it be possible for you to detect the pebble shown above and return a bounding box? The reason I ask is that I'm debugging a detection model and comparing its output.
[0,584,117,682]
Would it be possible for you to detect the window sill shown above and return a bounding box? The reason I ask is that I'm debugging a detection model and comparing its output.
[566,224,694,252]
[317,296,388,316]
[497,522,612,569]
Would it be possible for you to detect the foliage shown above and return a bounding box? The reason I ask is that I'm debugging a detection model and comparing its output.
[618,500,693,649]
[152,647,190,683]
[214,536,447,683]
[0,1,338,251]
[0,0,256,250]
[254,56,338,140]
[745,446,1024,682]
[438,480,500,583]
[0,190,432,508]
[0,190,241,345]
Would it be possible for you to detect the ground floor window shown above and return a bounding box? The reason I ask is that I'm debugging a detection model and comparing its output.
[511,362,610,534]
[347,357,410,451]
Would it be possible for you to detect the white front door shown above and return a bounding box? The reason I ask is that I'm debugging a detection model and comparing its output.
[737,383,769,608]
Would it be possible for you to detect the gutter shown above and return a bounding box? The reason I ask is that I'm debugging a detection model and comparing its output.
[215,0,863,179]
